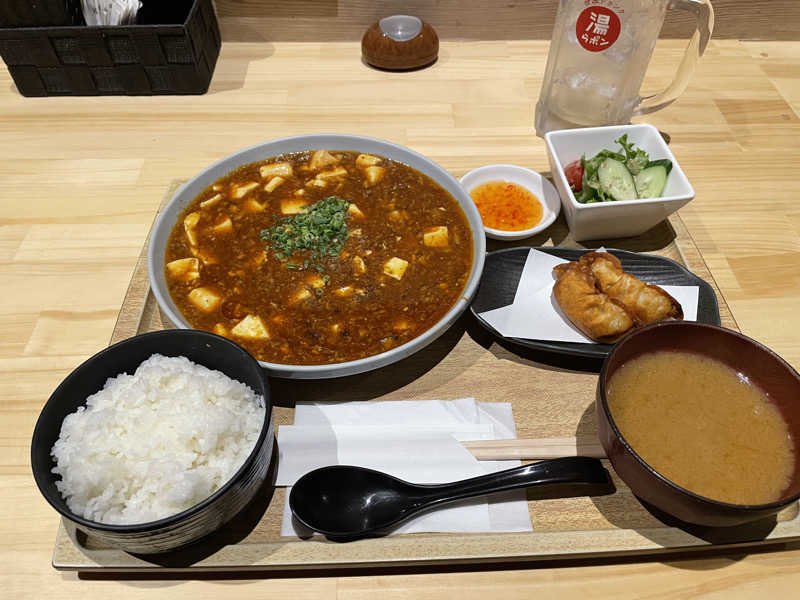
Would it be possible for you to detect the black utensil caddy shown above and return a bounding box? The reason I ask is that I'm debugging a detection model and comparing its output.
[0,0,220,96]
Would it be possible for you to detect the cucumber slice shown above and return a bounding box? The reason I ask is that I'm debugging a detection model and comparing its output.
[634,165,669,199]
[598,158,637,201]
[646,158,673,174]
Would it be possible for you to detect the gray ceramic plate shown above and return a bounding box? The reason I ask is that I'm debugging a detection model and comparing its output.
[147,134,486,379]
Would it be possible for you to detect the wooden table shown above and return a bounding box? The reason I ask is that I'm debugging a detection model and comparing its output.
[2,39,800,598]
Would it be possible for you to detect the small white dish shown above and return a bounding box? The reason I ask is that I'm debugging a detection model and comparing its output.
[460,164,561,240]
[544,123,695,241]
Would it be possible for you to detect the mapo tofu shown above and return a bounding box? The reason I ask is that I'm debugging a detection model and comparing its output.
[164,150,473,365]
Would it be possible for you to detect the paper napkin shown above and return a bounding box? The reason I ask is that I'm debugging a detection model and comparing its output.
[278,398,533,537]
[81,0,141,26]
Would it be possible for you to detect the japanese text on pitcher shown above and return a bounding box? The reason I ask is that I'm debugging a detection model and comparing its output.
[576,6,621,52]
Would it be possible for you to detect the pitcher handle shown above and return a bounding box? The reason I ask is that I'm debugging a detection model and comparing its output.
[634,0,714,116]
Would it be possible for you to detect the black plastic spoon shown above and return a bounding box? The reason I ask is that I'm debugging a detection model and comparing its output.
[289,456,615,540]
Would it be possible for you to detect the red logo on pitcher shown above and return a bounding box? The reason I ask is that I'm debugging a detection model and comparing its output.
[576,6,621,52]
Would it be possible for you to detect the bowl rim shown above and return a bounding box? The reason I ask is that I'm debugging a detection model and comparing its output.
[30,329,273,534]
[544,123,695,211]
[147,133,486,378]
[598,320,800,512]
[458,163,560,239]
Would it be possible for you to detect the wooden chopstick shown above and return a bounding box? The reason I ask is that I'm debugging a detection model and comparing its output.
[462,437,607,460]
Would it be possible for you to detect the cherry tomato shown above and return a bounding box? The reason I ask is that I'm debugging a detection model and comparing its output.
[564,160,584,192]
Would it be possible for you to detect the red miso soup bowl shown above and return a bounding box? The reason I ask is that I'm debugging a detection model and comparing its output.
[596,321,800,527]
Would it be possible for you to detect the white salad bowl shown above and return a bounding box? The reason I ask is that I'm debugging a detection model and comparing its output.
[544,123,694,241]
[459,164,561,241]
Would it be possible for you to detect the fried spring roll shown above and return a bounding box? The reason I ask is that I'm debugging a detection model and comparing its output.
[552,262,636,342]
[579,252,683,324]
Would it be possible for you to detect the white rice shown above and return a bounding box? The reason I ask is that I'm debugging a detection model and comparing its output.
[51,354,266,525]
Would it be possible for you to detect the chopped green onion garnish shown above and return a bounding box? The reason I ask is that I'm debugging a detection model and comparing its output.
[261,196,350,271]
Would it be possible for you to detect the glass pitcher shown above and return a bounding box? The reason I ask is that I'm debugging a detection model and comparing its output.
[534,0,714,136]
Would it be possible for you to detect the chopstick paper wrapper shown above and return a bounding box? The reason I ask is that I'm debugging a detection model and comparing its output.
[277,398,533,536]
[478,248,699,342]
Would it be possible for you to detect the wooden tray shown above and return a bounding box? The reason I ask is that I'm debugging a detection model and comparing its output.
[52,182,800,572]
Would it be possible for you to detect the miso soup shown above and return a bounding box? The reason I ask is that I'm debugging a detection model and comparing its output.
[607,351,795,505]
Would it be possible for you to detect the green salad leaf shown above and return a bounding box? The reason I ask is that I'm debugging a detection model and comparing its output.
[616,134,649,175]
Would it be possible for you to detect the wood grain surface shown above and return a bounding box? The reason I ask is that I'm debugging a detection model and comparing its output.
[213,0,800,42]
[2,38,800,597]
